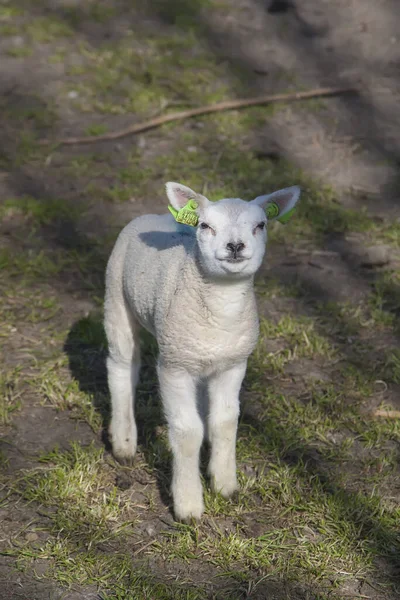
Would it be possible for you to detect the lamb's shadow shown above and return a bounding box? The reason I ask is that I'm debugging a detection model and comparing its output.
[64,314,173,511]
[139,226,195,251]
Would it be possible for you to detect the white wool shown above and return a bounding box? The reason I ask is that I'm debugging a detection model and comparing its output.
[104,181,300,521]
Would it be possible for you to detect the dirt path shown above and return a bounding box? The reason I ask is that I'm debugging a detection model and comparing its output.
[1,1,400,599]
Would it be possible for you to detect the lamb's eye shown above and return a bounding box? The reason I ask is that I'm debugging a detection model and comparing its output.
[257,221,266,230]
[200,222,210,230]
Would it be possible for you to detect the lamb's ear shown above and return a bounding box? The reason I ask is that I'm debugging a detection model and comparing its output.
[165,182,209,211]
[252,186,301,223]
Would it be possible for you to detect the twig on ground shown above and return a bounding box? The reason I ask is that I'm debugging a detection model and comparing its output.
[373,409,400,419]
[40,86,356,147]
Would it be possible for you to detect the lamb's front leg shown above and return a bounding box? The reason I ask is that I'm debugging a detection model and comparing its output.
[158,364,204,522]
[207,361,247,497]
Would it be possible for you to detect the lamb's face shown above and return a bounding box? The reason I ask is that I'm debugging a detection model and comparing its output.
[165,181,300,280]
[196,199,268,278]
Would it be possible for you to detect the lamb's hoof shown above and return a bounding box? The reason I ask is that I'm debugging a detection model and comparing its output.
[114,453,136,467]
[109,423,137,467]
[177,515,202,526]
[210,475,239,499]
[111,440,137,466]
[173,495,204,523]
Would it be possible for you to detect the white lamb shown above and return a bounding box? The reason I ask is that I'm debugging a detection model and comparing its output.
[104,181,300,522]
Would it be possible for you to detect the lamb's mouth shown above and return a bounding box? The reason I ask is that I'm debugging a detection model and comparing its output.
[217,256,249,264]
[222,257,248,264]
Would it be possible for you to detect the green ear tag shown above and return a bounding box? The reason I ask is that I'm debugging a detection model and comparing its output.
[168,199,199,227]
[277,206,295,224]
[265,202,280,220]
[265,201,296,224]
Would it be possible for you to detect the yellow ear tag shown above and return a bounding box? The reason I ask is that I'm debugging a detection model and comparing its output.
[168,199,199,227]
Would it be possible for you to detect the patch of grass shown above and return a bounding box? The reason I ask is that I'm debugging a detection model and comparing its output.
[251,314,335,375]
[0,6,23,20]
[0,368,22,425]
[0,196,80,227]
[48,47,67,63]
[255,276,303,299]
[0,15,72,52]
[0,248,68,279]
[13,538,210,599]
[26,16,73,43]
[66,153,111,178]
[368,271,400,328]
[64,30,230,115]
[87,182,133,204]
[376,220,400,247]
[6,45,32,58]
[85,123,109,137]
[0,23,19,35]
[31,357,103,432]
[0,285,60,327]
[155,463,394,589]
[0,246,104,289]
[382,349,400,385]
[13,443,135,545]
[149,0,211,27]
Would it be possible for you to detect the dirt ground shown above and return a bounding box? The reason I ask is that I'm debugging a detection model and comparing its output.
[1,1,400,599]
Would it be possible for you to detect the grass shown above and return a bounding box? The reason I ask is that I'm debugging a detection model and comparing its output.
[0,369,22,425]
[0,14,73,43]
[2,1,400,598]
[13,443,135,545]
[0,196,81,226]
[31,357,104,432]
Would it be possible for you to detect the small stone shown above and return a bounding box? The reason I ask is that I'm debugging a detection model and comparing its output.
[68,90,78,99]
[25,532,39,542]
[11,36,24,47]
[145,525,156,537]
[360,245,390,268]
[187,146,197,153]
[242,464,257,477]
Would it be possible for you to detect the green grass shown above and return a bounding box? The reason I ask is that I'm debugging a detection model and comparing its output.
[254,314,336,374]
[85,123,109,137]
[65,31,230,115]
[0,196,80,226]
[0,368,22,425]
[0,246,104,289]
[31,357,103,432]
[0,15,73,42]
[13,443,135,545]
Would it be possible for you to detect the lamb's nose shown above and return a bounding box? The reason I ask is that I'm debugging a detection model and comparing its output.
[226,242,245,258]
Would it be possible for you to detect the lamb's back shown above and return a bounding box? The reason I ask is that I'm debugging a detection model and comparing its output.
[121,214,196,334]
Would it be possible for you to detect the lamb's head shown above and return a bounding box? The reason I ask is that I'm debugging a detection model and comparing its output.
[166,182,300,279]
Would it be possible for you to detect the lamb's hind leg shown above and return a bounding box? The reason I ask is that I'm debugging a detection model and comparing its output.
[105,301,140,465]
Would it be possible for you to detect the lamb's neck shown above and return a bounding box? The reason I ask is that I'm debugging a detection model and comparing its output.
[186,261,256,324]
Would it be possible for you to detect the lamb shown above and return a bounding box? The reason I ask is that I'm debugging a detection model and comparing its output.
[104,181,300,522]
